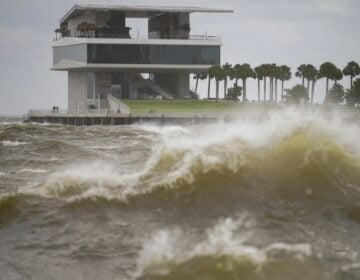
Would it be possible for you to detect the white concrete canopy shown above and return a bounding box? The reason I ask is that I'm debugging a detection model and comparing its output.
[52,61,212,73]
[60,4,233,24]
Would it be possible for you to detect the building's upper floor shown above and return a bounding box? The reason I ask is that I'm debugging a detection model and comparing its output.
[55,4,233,41]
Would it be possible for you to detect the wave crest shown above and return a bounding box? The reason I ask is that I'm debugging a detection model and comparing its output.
[133,216,325,280]
[26,109,360,204]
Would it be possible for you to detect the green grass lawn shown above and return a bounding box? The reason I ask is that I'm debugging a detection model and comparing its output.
[123,100,271,113]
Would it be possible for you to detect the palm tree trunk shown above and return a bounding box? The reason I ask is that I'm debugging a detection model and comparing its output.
[307,79,310,100]
[302,77,305,87]
[195,76,199,95]
[264,77,267,101]
[275,79,278,102]
[257,79,260,102]
[243,79,246,103]
[269,79,272,101]
[235,78,238,87]
[351,76,353,90]
[224,78,227,99]
[281,80,284,101]
[325,78,329,103]
[207,76,211,99]
[311,80,316,104]
[216,79,219,101]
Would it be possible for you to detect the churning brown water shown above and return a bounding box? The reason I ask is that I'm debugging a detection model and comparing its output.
[1,108,360,279]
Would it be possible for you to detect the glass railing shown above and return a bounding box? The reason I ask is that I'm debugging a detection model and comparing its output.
[54,33,220,41]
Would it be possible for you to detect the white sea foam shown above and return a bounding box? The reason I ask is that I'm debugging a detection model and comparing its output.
[135,124,189,135]
[88,145,122,150]
[342,262,360,271]
[20,169,48,174]
[0,172,6,177]
[1,140,28,147]
[134,215,312,278]
[25,162,141,200]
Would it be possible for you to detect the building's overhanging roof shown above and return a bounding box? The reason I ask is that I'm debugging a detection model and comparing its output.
[52,60,213,73]
[60,4,233,24]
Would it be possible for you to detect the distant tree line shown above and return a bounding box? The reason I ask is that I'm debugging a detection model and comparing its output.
[193,61,360,106]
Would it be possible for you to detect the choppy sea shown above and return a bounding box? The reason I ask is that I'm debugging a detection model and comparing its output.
[1,108,360,279]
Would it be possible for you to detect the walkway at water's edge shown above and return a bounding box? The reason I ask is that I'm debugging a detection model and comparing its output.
[25,108,360,126]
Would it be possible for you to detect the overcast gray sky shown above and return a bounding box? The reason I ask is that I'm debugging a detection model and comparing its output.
[0,0,359,115]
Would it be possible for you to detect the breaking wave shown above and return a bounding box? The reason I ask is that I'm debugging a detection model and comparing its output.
[24,108,360,207]
[133,216,329,280]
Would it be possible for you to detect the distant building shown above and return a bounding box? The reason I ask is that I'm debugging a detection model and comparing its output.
[52,4,233,113]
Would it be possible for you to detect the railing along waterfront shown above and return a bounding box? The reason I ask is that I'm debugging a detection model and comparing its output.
[28,109,109,117]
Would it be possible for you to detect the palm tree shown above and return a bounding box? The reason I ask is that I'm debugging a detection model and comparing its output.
[217,67,227,99]
[302,64,318,101]
[194,72,207,98]
[236,63,256,103]
[193,73,201,95]
[211,65,225,101]
[265,64,277,102]
[334,68,343,85]
[274,66,283,102]
[278,65,292,102]
[208,66,217,99]
[222,63,232,98]
[262,64,272,101]
[304,65,318,104]
[268,64,279,102]
[254,65,264,101]
[345,78,360,106]
[318,62,342,102]
[268,64,274,101]
[295,64,307,86]
[343,61,360,90]
[233,64,241,86]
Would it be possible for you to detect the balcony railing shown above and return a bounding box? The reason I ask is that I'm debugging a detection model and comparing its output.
[53,33,220,42]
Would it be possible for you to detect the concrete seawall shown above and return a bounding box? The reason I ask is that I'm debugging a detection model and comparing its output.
[27,114,236,126]
[26,106,360,126]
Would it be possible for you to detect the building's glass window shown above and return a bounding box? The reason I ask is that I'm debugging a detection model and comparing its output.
[111,73,129,99]
[87,44,220,65]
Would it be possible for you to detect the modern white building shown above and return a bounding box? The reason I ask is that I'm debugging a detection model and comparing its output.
[52,4,233,113]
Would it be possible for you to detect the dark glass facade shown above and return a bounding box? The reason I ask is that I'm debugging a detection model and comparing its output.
[111,73,129,99]
[87,44,220,65]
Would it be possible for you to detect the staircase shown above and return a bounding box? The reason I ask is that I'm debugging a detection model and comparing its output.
[130,80,174,100]
[107,94,131,114]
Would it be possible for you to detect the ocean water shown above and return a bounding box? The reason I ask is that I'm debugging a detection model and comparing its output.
[1,108,360,279]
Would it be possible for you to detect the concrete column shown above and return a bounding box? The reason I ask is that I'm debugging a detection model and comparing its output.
[68,72,87,114]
